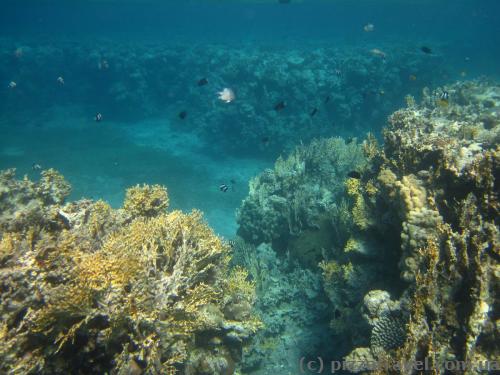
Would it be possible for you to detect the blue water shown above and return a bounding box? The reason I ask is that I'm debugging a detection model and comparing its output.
[1,0,499,237]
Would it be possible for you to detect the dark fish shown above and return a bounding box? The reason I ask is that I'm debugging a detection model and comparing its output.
[335,69,342,77]
[227,239,236,248]
[440,91,449,101]
[324,96,330,104]
[310,108,318,117]
[261,136,270,145]
[219,184,229,192]
[274,101,286,111]
[279,0,291,3]
[32,163,42,171]
[197,78,208,86]
[421,46,432,54]
[346,137,354,144]
[230,179,236,185]
[178,110,188,120]
[94,113,102,122]
[347,171,361,179]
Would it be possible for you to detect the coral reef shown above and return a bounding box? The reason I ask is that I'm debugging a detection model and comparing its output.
[0,173,259,374]
[230,239,333,375]
[237,137,367,266]
[342,79,500,372]
[0,37,450,156]
[236,79,499,373]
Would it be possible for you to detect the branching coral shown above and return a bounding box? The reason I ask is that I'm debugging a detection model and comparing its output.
[0,174,260,374]
[123,183,170,218]
[237,137,368,262]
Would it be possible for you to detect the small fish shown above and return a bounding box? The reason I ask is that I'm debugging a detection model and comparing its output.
[274,101,286,111]
[219,184,229,193]
[347,171,361,179]
[363,23,375,32]
[370,48,386,59]
[197,78,209,86]
[57,76,65,85]
[8,81,17,89]
[324,95,330,103]
[14,48,23,58]
[278,0,291,3]
[421,46,432,54]
[98,59,109,70]
[335,69,342,77]
[94,113,103,122]
[227,239,236,248]
[346,137,354,144]
[310,108,318,117]
[437,91,449,107]
[178,110,188,120]
[230,179,236,185]
[218,88,235,103]
[32,163,42,171]
[409,74,417,81]
[261,136,270,145]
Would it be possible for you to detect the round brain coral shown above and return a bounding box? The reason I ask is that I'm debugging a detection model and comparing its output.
[123,184,169,217]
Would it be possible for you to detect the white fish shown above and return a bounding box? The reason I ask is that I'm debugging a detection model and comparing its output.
[8,81,17,89]
[364,23,375,32]
[218,88,235,103]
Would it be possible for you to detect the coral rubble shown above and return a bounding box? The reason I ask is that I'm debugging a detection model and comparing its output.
[0,173,260,374]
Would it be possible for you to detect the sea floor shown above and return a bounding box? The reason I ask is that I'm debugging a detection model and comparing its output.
[0,106,270,238]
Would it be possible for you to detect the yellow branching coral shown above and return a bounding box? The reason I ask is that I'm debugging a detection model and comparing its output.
[88,200,112,237]
[37,168,71,204]
[345,178,371,230]
[224,266,256,304]
[319,260,354,285]
[0,171,260,374]
[123,183,169,217]
[344,237,360,253]
[363,132,379,160]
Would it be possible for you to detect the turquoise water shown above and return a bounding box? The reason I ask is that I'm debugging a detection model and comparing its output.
[1,0,499,236]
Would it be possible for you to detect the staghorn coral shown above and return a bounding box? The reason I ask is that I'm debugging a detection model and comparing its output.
[0,177,259,374]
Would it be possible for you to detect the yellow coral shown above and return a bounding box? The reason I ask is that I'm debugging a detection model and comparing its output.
[344,237,359,253]
[365,180,378,196]
[352,195,370,230]
[224,266,256,302]
[123,184,169,217]
[363,132,379,159]
[405,94,416,108]
[88,200,112,236]
[0,232,19,261]
[345,177,361,196]
[319,260,353,284]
